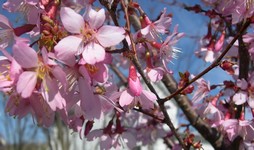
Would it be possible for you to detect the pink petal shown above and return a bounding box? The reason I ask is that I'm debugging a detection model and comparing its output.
[60,7,84,33]
[6,95,31,119]
[222,119,239,141]
[69,116,84,133]
[139,90,156,109]
[96,25,125,47]
[100,135,113,149]
[85,6,105,29]
[247,96,254,108]
[122,132,136,149]
[51,66,67,90]
[10,59,22,82]
[0,14,12,29]
[214,31,225,52]
[90,63,108,83]
[41,77,66,111]
[141,90,157,102]
[128,78,142,96]
[233,91,247,105]
[140,25,151,36]
[78,77,101,120]
[86,130,103,141]
[147,67,164,82]
[13,41,38,68]
[82,43,105,65]
[100,95,123,112]
[79,66,91,82]
[54,36,82,66]
[30,93,55,127]
[119,90,134,107]
[204,50,215,63]
[17,71,37,98]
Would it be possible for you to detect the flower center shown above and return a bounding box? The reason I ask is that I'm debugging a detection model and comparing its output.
[0,63,11,81]
[36,61,50,80]
[85,64,99,75]
[81,23,96,43]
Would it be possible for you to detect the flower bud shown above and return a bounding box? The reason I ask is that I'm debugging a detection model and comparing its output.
[128,65,142,96]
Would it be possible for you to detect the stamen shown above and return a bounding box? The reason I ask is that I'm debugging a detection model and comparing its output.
[85,64,99,75]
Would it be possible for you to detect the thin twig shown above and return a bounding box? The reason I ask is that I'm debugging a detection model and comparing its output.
[133,108,164,122]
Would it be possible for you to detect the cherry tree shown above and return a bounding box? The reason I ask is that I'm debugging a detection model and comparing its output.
[0,0,254,149]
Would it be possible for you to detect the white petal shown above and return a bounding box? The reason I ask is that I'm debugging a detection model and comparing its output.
[96,25,125,47]
[54,36,82,66]
[84,6,105,29]
[60,7,84,33]
[82,43,105,65]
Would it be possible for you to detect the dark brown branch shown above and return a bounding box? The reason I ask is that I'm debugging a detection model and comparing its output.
[238,21,250,80]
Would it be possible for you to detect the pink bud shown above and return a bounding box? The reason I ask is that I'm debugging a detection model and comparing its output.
[145,52,153,69]
[214,31,225,52]
[128,65,142,96]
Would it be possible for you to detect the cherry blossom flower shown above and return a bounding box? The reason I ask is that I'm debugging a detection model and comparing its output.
[12,41,66,111]
[54,6,125,66]
[140,8,172,39]
[140,25,184,74]
[159,25,184,72]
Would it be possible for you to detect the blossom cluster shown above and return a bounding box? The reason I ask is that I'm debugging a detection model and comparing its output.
[0,0,184,149]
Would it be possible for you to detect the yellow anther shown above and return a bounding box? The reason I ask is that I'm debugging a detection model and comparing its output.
[85,64,99,75]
